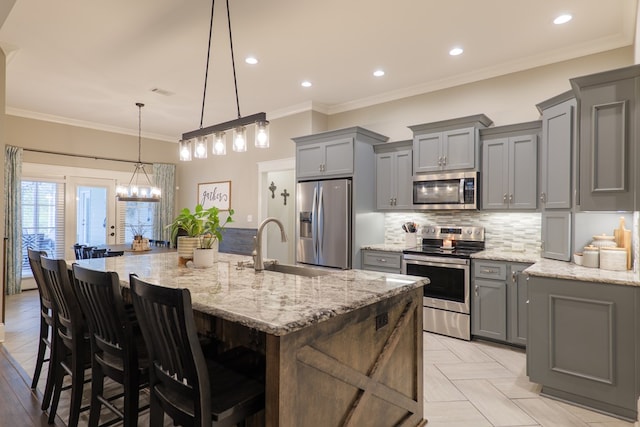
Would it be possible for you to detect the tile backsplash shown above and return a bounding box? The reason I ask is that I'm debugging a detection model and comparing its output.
[385,212,541,251]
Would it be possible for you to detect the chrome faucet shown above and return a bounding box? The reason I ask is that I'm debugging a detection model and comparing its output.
[254,217,288,271]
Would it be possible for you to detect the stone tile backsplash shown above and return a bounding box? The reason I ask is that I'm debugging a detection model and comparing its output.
[385,211,541,251]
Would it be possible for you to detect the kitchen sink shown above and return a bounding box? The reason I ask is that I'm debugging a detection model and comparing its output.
[263,263,332,277]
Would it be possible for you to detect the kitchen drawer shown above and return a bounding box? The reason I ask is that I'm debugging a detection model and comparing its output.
[473,261,506,280]
[362,250,402,272]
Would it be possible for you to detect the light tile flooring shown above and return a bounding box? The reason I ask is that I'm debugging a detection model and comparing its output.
[3,290,638,427]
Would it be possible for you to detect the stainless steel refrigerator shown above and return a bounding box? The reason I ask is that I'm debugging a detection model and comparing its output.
[297,179,351,269]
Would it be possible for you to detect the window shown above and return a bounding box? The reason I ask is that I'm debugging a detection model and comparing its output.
[21,180,65,277]
[117,201,155,243]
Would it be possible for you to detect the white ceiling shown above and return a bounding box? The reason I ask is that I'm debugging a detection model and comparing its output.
[0,0,636,142]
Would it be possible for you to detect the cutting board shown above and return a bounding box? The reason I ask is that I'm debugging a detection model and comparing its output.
[614,218,632,269]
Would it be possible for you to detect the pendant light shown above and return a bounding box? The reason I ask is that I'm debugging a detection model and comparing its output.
[179,0,269,160]
[116,103,161,202]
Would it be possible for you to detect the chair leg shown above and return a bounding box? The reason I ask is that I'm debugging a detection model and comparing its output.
[88,364,104,427]
[67,352,86,427]
[41,332,59,411]
[31,319,48,389]
[122,370,141,427]
[47,353,65,424]
[149,392,164,427]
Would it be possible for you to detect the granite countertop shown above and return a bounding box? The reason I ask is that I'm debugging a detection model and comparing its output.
[472,249,541,264]
[361,243,408,253]
[525,258,640,287]
[72,252,427,336]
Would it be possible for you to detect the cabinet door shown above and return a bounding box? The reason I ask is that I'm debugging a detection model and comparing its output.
[541,211,571,261]
[472,279,507,341]
[376,153,394,209]
[442,127,475,170]
[481,138,509,209]
[323,138,354,176]
[541,100,575,209]
[413,133,442,173]
[297,143,324,179]
[578,78,635,211]
[394,149,413,209]
[509,134,538,209]
[508,264,529,346]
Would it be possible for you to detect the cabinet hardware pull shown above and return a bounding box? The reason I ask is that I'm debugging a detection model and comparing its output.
[503,193,508,202]
[475,285,479,296]
[377,258,387,262]
[512,271,517,282]
[480,268,497,274]
[443,156,447,165]
[509,194,514,202]
[526,299,530,304]
[540,192,546,203]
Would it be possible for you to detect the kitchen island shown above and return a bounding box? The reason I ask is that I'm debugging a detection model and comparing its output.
[73,252,428,427]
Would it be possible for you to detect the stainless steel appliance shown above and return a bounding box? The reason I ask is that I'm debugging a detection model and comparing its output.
[297,179,351,269]
[412,171,478,210]
[402,225,485,340]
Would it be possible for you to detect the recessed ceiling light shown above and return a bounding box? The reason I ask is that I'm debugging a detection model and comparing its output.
[245,56,258,65]
[553,14,572,25]
[373,69,385,77]
[301,81,312,88]
[449,47,464,56]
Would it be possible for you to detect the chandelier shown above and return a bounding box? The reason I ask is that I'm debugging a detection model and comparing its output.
[179,0,269,161]
[116,103,161,202]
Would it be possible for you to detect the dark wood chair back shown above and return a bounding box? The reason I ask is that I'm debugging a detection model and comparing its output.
[90,248,107,258]
[72,264,148,426]
[73,244,84,260]
[81,246,95,260]
[105,250,125,257]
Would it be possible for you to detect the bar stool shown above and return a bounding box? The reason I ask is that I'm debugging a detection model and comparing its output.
[40,257,91,426]
[72,264,149,426]
[90,248,107,258]
[129,274,264,427]
[105,250,125,257]
[26,249,56,409]
[82,246,96,260]
[73,244,85,260]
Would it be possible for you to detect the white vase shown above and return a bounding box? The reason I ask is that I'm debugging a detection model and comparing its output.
[177,236,200,265]
[192,240,218,268]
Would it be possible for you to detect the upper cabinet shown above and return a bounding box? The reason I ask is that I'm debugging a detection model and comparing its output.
[409,114,493,174]
[374,140,413,210]
[480,122,541,210]
[571,65,640,211]
[296,137,354,179]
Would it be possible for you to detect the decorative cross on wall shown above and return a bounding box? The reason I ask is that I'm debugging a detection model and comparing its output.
[269,181,277,198]
[281,189,290,206]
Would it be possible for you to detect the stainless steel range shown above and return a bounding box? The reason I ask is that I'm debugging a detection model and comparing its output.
[402,225,485,340]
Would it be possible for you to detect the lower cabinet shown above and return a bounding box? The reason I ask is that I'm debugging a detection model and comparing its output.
[361,249,402,274]
[471,260,530,346]
[527,275,639,420]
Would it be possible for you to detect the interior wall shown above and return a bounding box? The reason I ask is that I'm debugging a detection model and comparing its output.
[327,47,633,141]
[175,110,312,228]
[0,47,6,340]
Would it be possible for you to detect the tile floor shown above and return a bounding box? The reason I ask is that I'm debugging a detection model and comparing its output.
[3,289,638,427]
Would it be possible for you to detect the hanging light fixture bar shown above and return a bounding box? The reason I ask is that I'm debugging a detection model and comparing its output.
[116,103,161,202]
[179,0,269,161]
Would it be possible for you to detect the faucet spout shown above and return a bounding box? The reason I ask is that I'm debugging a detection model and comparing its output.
[254,217,288,271]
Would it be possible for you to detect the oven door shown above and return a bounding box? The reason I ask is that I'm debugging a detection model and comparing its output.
[402,255,470,314]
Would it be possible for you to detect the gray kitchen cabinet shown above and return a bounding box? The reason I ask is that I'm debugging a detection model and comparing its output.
[374,140,413,210]
[296,137,354,179]
[538,94,576,210]
[361,249,402,274]
[527,275,639,420]
[570,65,640,211]
[409,114,493,174]
[541,211,572,261]
[472,260,530,346]
[480,122,540,210]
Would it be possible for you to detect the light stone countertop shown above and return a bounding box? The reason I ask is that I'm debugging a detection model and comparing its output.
[361,243,408,253]
[472,249,541,264]
[524,258,640,287]
[72,252,427,336]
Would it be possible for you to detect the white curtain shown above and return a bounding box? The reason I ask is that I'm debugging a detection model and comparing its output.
[152,163,176,244]
[4,146,22,295]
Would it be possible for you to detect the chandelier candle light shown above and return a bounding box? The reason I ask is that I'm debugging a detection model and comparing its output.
[179,0,269,161]
[116,103,161,202]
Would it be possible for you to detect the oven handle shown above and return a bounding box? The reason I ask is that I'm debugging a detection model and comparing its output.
[403,254,469,267]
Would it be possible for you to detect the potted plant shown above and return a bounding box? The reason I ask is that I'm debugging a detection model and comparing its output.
[167,204,234,266]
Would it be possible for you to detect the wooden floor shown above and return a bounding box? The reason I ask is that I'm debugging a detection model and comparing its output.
[3,289,637,427]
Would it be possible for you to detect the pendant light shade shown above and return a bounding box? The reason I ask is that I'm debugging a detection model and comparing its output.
[232,126,247,152]
[255,120,270,148]
[116,103,161,202]
[194,135,208,159]
[212,132,227,155]
[179,139,193,161]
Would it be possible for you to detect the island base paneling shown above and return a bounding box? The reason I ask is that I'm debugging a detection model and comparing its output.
[267,288,425,427]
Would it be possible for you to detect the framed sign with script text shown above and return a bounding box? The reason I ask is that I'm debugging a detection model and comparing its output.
[197,181,231,210]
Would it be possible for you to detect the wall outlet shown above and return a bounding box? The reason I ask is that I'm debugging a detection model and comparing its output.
[375,312,389,330]
[247,214,253,222]
[511,242,525,252]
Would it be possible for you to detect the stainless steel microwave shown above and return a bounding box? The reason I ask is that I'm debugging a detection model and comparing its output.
[412,171,478,210]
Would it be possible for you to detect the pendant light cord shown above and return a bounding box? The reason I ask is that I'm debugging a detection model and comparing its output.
[226,0,241,119]
[136,102,144,163]
[199,0,216,130]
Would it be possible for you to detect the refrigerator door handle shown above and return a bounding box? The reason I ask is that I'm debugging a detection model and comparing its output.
[318,185,324,256]
[312,185,318,260]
